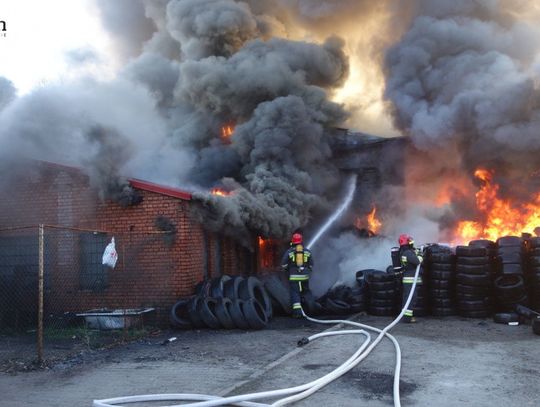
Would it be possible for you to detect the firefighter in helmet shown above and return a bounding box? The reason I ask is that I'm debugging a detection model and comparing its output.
[398,234,423,323]
[281,232,313,318]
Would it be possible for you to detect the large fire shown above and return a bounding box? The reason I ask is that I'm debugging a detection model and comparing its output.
[455,168,540,242]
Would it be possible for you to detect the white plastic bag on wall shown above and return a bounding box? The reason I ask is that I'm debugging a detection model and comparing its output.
[102,237,118,269]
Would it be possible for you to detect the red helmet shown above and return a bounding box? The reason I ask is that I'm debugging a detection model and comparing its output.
[398,234,413,246]
[291,233,303,244]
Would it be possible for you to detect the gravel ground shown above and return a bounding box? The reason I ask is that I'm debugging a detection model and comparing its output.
[1,314,539,406]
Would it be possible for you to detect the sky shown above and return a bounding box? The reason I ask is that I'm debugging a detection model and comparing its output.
[0,0,115,94]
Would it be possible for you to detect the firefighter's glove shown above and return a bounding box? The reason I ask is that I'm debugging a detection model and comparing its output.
[417,255,424,264]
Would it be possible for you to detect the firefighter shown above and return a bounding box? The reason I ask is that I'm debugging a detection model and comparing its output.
[281,232,313,318]
[398,234,423,323]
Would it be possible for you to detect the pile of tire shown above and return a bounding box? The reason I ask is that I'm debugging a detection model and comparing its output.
[364,269,401,317]
[425,244,457,317]
[493,236,529,314]
[316,278,368,316]
[170,275,273,330]
[524,237,540,312]
[455,244,494,318]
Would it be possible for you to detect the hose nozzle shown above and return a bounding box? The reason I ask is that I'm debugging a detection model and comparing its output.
[297,337,309,347]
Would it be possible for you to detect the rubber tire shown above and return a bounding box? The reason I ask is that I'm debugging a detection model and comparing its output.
[469,239,496,248]
[325,298,352,314]
[456,284,491,296]
[431,279,452,289]
[498,263,523,275]
[431,307,457,317]
[261,274,291,315]
[170,299,192,329]
[497,236,522,247]
[430,288,452,298]
[228,299,250,329]
[369,281,397,291]
[238,277,273,319]
[366,271,396,283]
[349,302,367,313]
[370,298,396,307]
[187,296,206,328]
[431,270,454,280]
[457,257,490,266]
[457,299,492,311]
[370,289,398,300]
[497,252,523,264]
[432,298,454,308]
[210,275,232,298]
[456,273,491,287]
[195,280,212,297]
[241,299,268,330]
[197,297,222,329]
[494,274,524,291]
[214,297,236,329]
[456,246,487,257]
[493,312,519,324]
[429,263,454,271]
[223,276,245,299]
[302,291,322,316]
[460,310,491,318]
[456,264,491,275]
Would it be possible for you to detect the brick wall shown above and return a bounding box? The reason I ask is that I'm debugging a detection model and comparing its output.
[0,162,261,325]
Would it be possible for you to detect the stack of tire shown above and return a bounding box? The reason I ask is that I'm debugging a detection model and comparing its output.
[493,236,529,314]
[364,269,401,317]
[170,275,273,330]
[526,237,540,312]
[425,245,457,317]
[455,244,494,318]
[316,280,368,316]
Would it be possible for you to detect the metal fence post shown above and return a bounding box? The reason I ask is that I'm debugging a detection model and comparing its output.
[37,224,44,364]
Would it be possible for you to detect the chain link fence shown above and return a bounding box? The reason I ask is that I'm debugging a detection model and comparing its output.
[0,225,162,369]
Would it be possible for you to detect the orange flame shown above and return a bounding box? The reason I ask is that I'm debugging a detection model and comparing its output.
[211,188,229,197]
[455,168,540,242]
[354,206,382,234]
[258,236,265,247]
[221,124,234,140]
[367,206,382,234]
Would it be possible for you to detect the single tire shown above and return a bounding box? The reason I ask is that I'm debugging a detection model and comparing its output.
[194,280,212,297]
[241,299,268,330]
[170,299,192,329]
[493,312,519,324]
[432,298,454,308]
[456,246,487,257]
[210,275,232,298]
[456,284,491,295]
[456,264,491,275]
[456,292,489,301]
[325,298,351,314]
[496,252,523,264]
[431,270,454,280]
[428,252,455,263]
[187,296,206,328]
[223,276,245,299]
[228,299,250,329]
[370,289,398,300]
[469,239,496,248]
[456,273,491,287]
[197,297,222,329]
[431,279,452,289]
[369,281,397,291]
[261,274,291,315]
[214,297,236,329]
[528,237,540,248]
[496,236,522,247]
[514,304,540,319]
[366,270,396,283]
[429,263,454,271]
[349,302,367,313]
[498,263,523,275]
[457,299,492,311]
[494,274,524,292]
[459,310,491,318]
[370,298,396,307]
[238,277,273,319]
[457,257,490,266]
[431,307,458,317]
[528,256,540,267]
[430,288,453,298]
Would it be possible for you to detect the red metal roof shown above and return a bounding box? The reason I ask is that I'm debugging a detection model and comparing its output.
[129,178,192,201]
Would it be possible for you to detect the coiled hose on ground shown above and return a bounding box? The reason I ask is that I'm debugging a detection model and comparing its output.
[93,265,421,407]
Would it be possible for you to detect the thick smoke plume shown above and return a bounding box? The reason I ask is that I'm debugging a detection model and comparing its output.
[384,0,540,236]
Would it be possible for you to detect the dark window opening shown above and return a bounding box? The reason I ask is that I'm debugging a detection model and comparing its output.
[79,233,109,291]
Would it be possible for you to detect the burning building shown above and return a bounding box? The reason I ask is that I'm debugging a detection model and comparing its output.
[2,1,540,303]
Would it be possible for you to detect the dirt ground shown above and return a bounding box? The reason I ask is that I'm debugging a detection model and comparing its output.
[1,314,539,407]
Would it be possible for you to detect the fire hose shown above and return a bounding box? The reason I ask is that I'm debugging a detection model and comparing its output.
[93,264,421,407]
